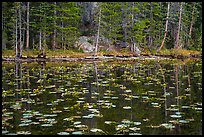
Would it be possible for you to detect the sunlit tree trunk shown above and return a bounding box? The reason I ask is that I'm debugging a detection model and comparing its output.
[131,2,135,52]
[39,30,42,50]
[187,2,195,48]
[149,2,153,51]
[94,7,101,56]
[26,2,30,50]
[157,2,170,52]
[15,8,18,57]
[175,2,183,49]
[52,2,56,50]
[19,3,22,57]
[121,2,127,48]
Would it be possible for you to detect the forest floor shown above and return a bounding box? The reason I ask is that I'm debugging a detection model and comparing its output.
[2,48,202,62]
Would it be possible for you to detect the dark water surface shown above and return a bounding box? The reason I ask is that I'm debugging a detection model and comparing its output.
[2,59,202,135]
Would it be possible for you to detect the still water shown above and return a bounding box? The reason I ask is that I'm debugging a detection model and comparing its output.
[2,59,202,135]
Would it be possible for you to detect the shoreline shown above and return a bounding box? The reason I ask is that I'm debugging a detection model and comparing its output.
[2,54,202,62]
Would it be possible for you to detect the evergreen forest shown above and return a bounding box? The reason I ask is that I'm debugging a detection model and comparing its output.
[2,2,202,58]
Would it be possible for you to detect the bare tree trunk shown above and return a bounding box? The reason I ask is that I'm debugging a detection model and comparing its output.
[187,2,195,48]
[175,2,183,49]
[157,2,170,52]
[121,2,127,48]
[26,2,30,50]
[149,2,153,51]
[42,32,46,56]
[19,3,22,57]
[39,30,42,50]
[52,2,56,50]
[16,8,18,57]
[32,37,34,49]
[131,2,134,52]
[94,7,101,56]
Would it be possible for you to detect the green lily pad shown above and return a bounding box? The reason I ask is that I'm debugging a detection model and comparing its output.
[57,132,70,135]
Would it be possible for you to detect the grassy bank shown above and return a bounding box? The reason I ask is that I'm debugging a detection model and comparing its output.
[2,48,202,59]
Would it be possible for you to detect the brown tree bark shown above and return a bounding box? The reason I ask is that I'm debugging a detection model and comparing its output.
[157,2,170,52]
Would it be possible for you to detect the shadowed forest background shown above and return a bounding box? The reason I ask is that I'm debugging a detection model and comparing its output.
[2,2,202,58]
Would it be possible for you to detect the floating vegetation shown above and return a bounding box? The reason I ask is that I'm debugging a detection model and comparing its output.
[104,121,117,125]
[41,124,53,127]
[2,60,202,135]
[161,123,175,129]
[72,131,84,135]
[170,114,182,118]
[123,106,131,110]
[57,132,70,135]
[17,131,32,135]
[90,128,104,133]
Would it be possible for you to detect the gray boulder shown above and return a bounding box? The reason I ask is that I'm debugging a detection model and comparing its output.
[74,36,95,53]
[135,46,141,56]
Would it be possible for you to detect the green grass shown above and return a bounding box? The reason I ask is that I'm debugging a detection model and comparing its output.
[2,48,201,58]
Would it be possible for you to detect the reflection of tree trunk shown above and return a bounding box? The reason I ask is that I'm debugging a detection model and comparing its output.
[175,65,179,106]
[174,64,181,133]
[156,62,167,119]
[15,62,22,99]
[93,61,99,93]
[39,30,42,50]
[26,69,31,110]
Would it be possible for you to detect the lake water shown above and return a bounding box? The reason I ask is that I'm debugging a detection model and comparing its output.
[2,59,202,135]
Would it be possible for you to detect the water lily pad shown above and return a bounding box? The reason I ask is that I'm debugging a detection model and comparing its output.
[123,106,131,109]
[170,114,182,118]
[129,127,141,131]
[105,121,116,125]
[73,121,81,125]
[179,120,189,124]
[19,123,29,127]
[17,131,31,135]
[161,123,175,129]
[5,133,17,135]
[65,128,75,132]
[129,133,142,135]
[72,131,84,135]
[133,122,142,126]
[2,130,9,134]
[41,124,53,127]
[57,132,70,135]
[90,128,104,133]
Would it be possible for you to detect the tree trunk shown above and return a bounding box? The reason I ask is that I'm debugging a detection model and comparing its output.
[187,2,195,48]
[149,2,153,51]
[131,2,135,52]
[42,32,46,56]
[94,7,101,56]
[157,2,170,52]
[26,2,30,50]
[121,3,127,48]
[32,37,34,49]
[39,30,42,50]
[175,2,183,49]
[52,2,56,50]
[19,3,22,57]
[16,8,18,57]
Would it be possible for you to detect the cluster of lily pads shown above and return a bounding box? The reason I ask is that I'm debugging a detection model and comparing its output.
[2,59,202,135]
